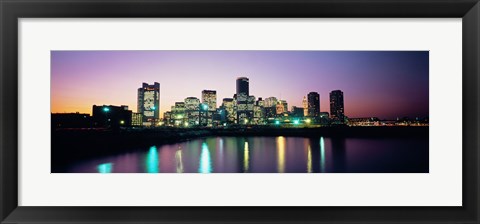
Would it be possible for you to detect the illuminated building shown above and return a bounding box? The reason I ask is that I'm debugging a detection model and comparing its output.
[253,105,265,125]
[92,105,132,129]
[236,77,249,96]
[280,100,288,112]
[202,90,217,126]
[222,98,236,123]
[236,93,252,124]
[201,90,217,112]
[276,102,285,115]
[235,76,254,124]
[173,102,186,126]
[163,111,172,126]
[330,90,345,123]
[131,112,143,127]
[348,117,380,126]
[185,97,200,126]
[302,96,308,116]
[137,82,160,123]
[264,97,278,108]
[307,92,320,117]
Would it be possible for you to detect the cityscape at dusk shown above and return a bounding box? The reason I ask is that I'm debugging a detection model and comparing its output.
[51,51,429,173]
[51,51,429,121]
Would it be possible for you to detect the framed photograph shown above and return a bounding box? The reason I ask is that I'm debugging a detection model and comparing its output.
[1,0,479,223]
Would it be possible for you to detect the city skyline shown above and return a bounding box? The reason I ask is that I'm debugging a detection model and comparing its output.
[51,50,429,120]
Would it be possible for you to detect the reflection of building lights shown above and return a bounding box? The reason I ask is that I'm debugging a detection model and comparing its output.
[175,150,184,173]
[97,163,113,173]
[320,137,325,172]
[199,142,212,173]
[276,136,286,173]
[244,142,249,172]
[305,119,311,124]
[184,122,188,127]
[293,120,300,125]
[146,146,159,173]
[307,146,312,173]
[275,120,280,125]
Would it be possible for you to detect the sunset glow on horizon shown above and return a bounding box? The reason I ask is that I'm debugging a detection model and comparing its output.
[51,50,429,120]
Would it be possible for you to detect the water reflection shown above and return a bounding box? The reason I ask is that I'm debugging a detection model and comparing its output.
[276,136,286,173]
[97,163,113,173]
[67,136,428,173]
[320,137,326,172]
[199,142,212,173]
[244,142,250,172]
[146,146,159,173]
[175,149,184,173]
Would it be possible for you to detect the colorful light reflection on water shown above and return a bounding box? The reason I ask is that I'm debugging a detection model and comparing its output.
[67,136,428,173]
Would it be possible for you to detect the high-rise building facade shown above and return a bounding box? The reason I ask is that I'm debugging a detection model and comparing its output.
[280,100,288,112]
[185,97,200,126]
[131,112,143,127]
[236,77,249,96]
[222,98,236,123]
[201,90,217,112]
[330,90,345,123]
[137,82,160,123]
[302,96,308,117]
[307,92,320,117]
[264,97,278,108]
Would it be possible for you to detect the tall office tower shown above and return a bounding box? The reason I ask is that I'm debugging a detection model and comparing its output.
[201,90,217,112]
[307,92,320,117]
[280,100,288,112]
[276,102,285,115]
[302,96,308,117]
[173,102,186,126]
[222,98,236,123]
[185,97,200,126]
[330,90,345,122]
[236,77,249,96]
[137,82,160,123]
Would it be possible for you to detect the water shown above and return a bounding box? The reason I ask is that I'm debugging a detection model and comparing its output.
[64,136,428,173]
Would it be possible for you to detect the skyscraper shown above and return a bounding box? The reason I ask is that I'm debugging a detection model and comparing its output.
[307,92,320,117]
[236,77,249,96]
[302,96,308,117]
[201,90,217,112]
[330,90,345,123]
[137,82,160,123]
[184,97,200,126]
[222,98,236,123]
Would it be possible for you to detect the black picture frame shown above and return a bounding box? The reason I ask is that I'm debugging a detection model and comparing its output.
[1,0,479,223]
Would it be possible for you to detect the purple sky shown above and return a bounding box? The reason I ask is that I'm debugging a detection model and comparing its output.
[51,51,429,119]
